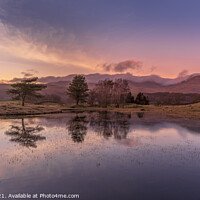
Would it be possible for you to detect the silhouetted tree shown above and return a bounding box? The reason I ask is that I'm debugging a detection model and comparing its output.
[126,92,134,103]
[135,92,149,105]
[7,77,47,106]
[5,118,46,148]
[67,75,88,105]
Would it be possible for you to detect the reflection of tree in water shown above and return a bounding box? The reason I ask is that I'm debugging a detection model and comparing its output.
[137,112,144,118]
[5,118,46,148]
[67,115,88,143]
[89,112,130,140]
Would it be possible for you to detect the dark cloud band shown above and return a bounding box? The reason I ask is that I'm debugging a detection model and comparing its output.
[102,60,142,72]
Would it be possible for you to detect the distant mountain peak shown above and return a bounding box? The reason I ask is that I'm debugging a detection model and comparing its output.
[7,73,200,86]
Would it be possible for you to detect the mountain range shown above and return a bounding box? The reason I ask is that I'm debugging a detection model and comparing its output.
[1,73,200,103]
[37,72,200,86]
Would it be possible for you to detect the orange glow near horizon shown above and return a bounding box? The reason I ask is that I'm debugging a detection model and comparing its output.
[0,18,200,80]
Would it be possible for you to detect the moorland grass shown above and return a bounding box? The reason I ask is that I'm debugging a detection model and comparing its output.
[0,101,200,120]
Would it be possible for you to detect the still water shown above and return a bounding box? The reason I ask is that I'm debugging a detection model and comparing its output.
[0,112,200,200]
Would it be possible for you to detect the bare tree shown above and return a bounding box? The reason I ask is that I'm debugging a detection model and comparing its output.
[87,89,97,106]
[113,79,130,107]
[95,79,114,107]
[90,79,131,108]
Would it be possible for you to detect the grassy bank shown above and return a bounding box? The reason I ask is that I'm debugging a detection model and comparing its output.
[63,103,200,120]
[0,101,200,120]
[0,101,64,116]
[126,103,200,120]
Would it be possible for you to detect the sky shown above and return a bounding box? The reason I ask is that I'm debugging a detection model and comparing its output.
[0,0,200,80]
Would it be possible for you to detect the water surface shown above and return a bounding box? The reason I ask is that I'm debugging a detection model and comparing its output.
[0,112,200,200]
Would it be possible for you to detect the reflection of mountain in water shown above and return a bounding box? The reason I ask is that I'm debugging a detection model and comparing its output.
[5,118,46,148]
[67,115,88,143]
[89,112,130,140]
[132,113,200,135]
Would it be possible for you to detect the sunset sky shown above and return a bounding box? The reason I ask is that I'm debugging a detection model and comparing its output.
[0,0,200,80]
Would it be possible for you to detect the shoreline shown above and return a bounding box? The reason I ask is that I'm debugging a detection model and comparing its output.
[0,101,200,120]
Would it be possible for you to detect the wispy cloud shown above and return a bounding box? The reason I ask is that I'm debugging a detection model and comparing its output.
[0,21,96,69]
[0,0,99,79]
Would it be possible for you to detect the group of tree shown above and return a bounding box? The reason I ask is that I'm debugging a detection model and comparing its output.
[89,79,131,107]
[67,75,149,107]
[135,92,149,105]
[7,75,149,107]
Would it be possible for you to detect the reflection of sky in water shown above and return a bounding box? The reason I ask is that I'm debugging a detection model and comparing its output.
[0,112,200,200]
